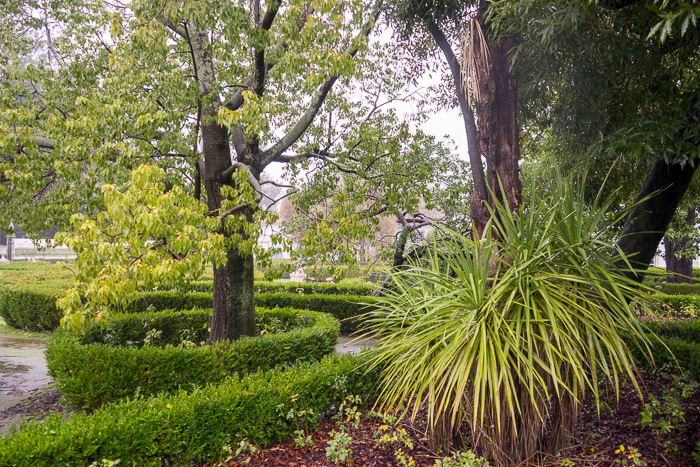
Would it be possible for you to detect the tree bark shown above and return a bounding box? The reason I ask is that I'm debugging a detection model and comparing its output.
[473,3,521,221]
[615,158,698,282]
[427,20,489,239]
[187,23,257,343]
[665,207,696,283]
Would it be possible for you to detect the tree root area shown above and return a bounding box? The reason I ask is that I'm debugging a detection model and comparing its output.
[229,371,700,467]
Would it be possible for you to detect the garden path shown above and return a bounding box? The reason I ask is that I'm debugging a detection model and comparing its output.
[0,333,50,434]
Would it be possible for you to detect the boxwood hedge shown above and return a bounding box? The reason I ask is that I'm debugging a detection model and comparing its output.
[46,307,340,408]
[180,280,376,296]
[0,353,379,467]
[624,319,700,382]
[0,286,377,332]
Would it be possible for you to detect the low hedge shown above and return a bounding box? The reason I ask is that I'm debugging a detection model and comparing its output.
[78,307,305,348]
[657,283,700,296]
[130,291,374,332]
[178,280,377,296]
[633,293,700,320]
[0,354,379,467]
[1,286,376,332]
[0,284,61,331]
[255,292,377,332]
[642,320,700,343]
[625,319,700,382]
[46,307,340,408]
[628,333,700,382]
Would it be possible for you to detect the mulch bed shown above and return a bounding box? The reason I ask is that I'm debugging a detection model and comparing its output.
[0,386,68,426]
[229,371,700,467]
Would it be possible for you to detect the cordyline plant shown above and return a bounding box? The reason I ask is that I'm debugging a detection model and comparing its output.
[363,175,654,465]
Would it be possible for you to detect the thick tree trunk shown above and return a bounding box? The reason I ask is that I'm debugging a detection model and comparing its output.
[615,158,698,282]
[665,237,693,283]
[473,5,521,220]
[210,247,256,342]
[665,207,696,283]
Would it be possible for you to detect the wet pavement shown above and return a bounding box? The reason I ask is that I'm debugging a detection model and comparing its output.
[0,334,50,412]
[335,335,378,355]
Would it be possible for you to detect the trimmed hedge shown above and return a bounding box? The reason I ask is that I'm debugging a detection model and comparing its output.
[1,286,376,332]
[643,294,700,319]
[0,354,379,467]
[4,293,375,333]
[627,333,700,382]
[46,307,340,408]
[256,292,377,332]
[0,285,61,331]
[78,307,305,348]
[657,283,700,296]
[624,319,700,382]
[179,280,377,296]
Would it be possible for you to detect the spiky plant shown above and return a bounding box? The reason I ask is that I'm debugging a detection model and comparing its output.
[364,176,652,465]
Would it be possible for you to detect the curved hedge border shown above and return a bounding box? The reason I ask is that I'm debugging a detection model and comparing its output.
[0,287,376,332]
[624,320,700,382]
[46,307,340,409]
[182,280,376,296]
[0,354,379,467]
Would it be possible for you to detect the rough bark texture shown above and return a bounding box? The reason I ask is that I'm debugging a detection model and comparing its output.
[473,4,521,223]
[427,20,489,239]
[188,24,257,343]
[615,158,698,282]
[665,207,696,283]
[665,237,693,283]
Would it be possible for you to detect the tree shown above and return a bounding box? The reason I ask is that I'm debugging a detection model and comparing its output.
[1,0,380,341]
[386,0,521,240]
[278,49,472,276]
[492,0,700,281]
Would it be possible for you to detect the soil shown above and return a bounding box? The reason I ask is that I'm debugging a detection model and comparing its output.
[0,386,71,434]
[227,371,700,467]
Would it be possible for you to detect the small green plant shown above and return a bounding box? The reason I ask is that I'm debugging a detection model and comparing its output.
[234,438,258,457]
[395,448,417,467]
[638,376,695,454]
[326,430,353,465]
[143,323,162,346]
[614,445,647,466]
[434,450,490,467]
[373,424,414,450]
[334,394,362,429]
[559,459,575,467]
[88,461,120,467]
[293,429,315,449]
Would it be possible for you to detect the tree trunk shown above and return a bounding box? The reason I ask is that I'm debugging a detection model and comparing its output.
[665,207,696,283]
[615,158,698,282]
[665,237,693,283]
[473,4,521,220]
[209,247,256,342]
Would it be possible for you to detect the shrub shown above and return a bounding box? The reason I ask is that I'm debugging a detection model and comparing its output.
[256,292,377,332]
[364,176,652,463]
[0,285,62,331]
[634,294,700,319]
[175,280,377,296]
[46,308,340,408]
[79,307,306,347]
[0,286,375,333]
[626,332,700,382]
[0,354,379,467]
[657,283,700,296]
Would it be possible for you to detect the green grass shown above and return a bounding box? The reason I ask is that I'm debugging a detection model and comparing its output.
[0,317,50,339]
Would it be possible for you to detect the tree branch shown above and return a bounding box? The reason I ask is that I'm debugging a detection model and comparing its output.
[259,7,382,168]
